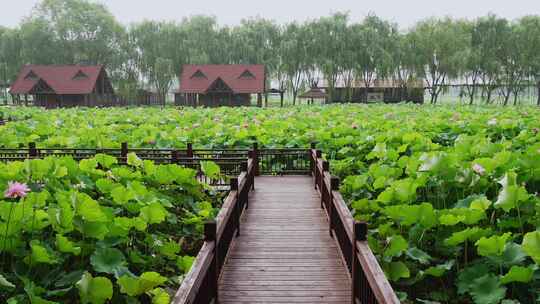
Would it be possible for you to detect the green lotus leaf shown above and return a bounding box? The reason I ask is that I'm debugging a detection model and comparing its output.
[522,230,540,264]
[384,261,410,282]
[118,272,167,297]
[384,235,408,259]
[139,202,168,224]
[469,274,507,304]
[0,274,15,288]
[475,233,512,257]
[176,255,195,273]
[77,272,113,304]
[200,161,220,179]
[500,265,534,284]
[94,154,117,169]
[56,234,81,256]
[90,248,127,275]
[150,288,170,304]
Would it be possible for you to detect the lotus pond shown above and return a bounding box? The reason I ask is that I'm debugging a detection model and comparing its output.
[0,104,539,303]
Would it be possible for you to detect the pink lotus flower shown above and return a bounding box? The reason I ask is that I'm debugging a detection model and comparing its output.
[472,164,486,176]
[4,182,31,199]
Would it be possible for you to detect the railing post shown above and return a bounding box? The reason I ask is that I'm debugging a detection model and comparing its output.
[248,150,255,190]
[120,142,128,162]
[321,160,329,209]
[28,142,37,158]
[230,177,240,237]
[310,142,317,177]
[252,142,260,176]
[171,149,179,164]
[315,150,322,189]
[204,220,218,303]
[352,221,368,304]
[330,176,340,236]
[241,162,249,209]
[187,142,193,158]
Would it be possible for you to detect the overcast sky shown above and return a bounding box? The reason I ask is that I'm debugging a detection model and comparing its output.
[1,0,539,29]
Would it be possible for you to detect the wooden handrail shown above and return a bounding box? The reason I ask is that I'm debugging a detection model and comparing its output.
[310,148,399,304]
[172,241,216,304]
[172,154,255,304]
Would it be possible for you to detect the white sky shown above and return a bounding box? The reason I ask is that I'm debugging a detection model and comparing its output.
[1,0,539,29]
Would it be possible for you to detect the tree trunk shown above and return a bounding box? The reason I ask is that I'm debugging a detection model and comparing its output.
[280,92,284,107]
[264,93,268,107]
[537,82,540,106]
[503,89,511,106]
[430,88,437,104]
[257,93,262,107]
[486,88,493,104]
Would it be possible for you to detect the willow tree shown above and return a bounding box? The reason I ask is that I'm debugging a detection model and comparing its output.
[410,18,470,104]
[30,0,124,67]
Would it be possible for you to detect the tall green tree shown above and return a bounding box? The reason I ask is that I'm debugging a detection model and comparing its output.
[311,13,349,103]
[30,0,124,66]
[516,16,540,105]
[352,15,396,102]
[410,18,469,104]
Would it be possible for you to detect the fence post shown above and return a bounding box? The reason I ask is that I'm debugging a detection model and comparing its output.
[252,142,260,176]
[240,162,249,209]
[330,176,340,236]
[230,177,240,237]
[120,142,128,162]
[315,150,322,189]
[310,142,317,176]
[321,160,329,209]
[171,150,179,164]
[187,143,193,158]
[352,221,368,304]
[204,220,218,302]
[28,142,37,158]
[248,150,255,190]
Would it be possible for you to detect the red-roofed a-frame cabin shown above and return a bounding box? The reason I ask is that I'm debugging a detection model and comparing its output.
[10,65,115,108]
[175,64,265,107]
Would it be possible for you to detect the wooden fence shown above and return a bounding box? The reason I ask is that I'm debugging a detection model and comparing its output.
[173,155,255,303]
[311,146,399,304]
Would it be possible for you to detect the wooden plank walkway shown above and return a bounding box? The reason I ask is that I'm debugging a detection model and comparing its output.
[218,176,352,303]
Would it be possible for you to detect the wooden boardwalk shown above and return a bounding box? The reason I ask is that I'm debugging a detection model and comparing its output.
[218,176,352,303]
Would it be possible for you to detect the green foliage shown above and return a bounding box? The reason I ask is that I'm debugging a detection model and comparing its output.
[117,272,167,297]
[77,272,113,304]
[500,265,534,284]
[522,231,540,264]
[0,104,539,303]
[0,153,216,303]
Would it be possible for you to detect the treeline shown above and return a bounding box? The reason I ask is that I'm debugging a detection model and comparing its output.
[1,0,539,105]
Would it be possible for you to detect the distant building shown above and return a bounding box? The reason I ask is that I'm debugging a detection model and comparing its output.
[10,65,115,108]
[175,64,265,107]
[321,79,425,104]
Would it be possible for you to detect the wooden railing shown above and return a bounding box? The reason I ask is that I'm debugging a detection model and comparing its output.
[0,141,398,302]
[172,155,255,304]
[310,145,400,304]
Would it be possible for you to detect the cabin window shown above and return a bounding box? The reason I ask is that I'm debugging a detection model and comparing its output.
[191,70,207,79]
[73,70,88,80]
[25,70,39,81]
[239,69,255,79]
